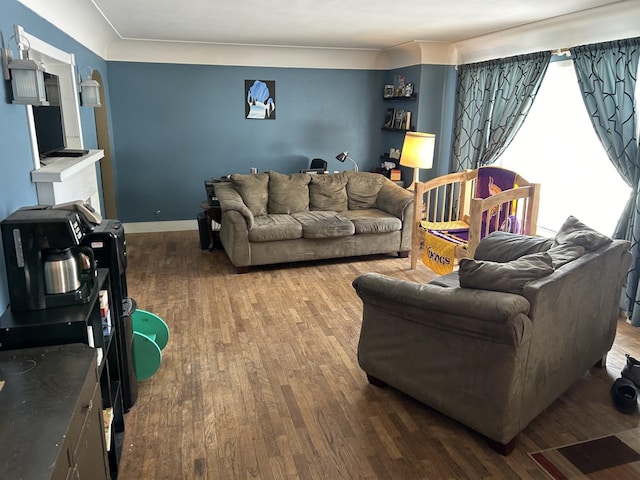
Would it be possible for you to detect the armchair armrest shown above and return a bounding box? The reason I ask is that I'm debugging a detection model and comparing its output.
[353,272,531,345]
[354,272,529,321]
[213,182,255,230]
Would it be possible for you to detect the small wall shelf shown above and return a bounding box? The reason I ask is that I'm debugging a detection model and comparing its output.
[382,127,415,132]
[383,94,417,101]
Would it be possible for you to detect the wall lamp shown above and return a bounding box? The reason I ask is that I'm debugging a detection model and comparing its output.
[399,132,435,190]
[335,151,359,172]
[78,66,101,107]
[1,35,48,106]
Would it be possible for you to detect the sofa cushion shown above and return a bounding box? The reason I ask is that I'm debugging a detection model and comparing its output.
[267,171,311,214]
[474,231,553,263]
[345,171,387,210]
[230,173,269,216]
[309,173,348,211]
[292,211,355,238]
[248,214,303,242]
[553,215,612,251]
[342,209,402,234]
[459,252,554,294]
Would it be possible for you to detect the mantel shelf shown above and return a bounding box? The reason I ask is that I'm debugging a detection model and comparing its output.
[31,150,104,183]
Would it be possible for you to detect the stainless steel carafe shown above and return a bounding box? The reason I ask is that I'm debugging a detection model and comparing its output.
[43,248,80,294]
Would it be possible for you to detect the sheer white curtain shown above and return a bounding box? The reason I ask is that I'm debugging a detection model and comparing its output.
[497,60,631,236]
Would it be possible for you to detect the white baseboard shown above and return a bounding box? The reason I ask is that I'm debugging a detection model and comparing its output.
[123,220,198,233]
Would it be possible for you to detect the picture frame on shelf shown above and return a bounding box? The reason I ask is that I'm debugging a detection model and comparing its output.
[404,83,414,97]
[392,109,405,129]
[383,108,395,128]
[402,111,411,130]
[384,85,394,98]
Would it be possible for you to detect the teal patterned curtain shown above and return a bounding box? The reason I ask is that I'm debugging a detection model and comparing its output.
[571,38,640,326]
[451,51,551,171]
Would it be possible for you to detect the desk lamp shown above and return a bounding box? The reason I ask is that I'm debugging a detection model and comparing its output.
[399,132,435,190]
[335,151,359,172]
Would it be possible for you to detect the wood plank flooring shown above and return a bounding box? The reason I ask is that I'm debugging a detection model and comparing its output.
[117,230,640,479]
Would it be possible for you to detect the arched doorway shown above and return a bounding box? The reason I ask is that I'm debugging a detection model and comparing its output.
[92,70,118,218]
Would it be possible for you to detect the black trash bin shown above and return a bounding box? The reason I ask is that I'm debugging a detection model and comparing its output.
[197,212,210,249]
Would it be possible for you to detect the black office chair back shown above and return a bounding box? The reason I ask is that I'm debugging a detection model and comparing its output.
[310,158,328,171]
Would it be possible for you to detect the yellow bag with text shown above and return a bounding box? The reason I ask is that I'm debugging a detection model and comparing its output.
[422,231,456,275]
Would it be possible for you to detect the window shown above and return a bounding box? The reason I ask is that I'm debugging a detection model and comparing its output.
[496,59,632,237]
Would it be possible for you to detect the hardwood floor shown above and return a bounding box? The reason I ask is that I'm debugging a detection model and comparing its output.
[117,230,640,479]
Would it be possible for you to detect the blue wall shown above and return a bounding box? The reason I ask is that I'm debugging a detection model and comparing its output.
[107,62,386,222]
[0,0,108,314]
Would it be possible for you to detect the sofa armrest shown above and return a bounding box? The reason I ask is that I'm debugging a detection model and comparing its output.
[376,182,413,220]
[213,182,255,230]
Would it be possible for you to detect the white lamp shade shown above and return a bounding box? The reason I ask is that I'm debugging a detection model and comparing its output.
[9,58,48,106]
[399,132,435,169]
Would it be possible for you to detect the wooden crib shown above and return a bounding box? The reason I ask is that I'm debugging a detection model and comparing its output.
[411,167,541,270]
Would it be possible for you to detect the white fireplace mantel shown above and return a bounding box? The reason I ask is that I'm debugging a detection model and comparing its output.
[31,149,104,212]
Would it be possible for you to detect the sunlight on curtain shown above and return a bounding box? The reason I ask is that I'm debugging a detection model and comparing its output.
[497,60,631,236]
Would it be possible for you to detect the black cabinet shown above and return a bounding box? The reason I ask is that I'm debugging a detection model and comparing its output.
[0,269,124,479]
[0,344,109,479]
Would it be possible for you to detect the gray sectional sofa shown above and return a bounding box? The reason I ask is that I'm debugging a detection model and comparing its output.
[213,171,413,272]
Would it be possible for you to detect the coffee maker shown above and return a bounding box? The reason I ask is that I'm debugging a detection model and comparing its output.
[1,205,97,311]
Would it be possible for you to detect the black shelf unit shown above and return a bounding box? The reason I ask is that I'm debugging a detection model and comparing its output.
[0,268,124,480]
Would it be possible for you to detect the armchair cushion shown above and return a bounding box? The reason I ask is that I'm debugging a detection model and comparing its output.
[553,215,612,251]
[459,252,554,294]
[230,172,269,216]
[546,243,585,268]
[267,171,311,214]
[474,231,553,263]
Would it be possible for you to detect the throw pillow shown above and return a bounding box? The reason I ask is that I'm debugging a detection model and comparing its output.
[267,171,311,214]
[546,243,585,268]
[459,252,554,295]
[345,171,387,210]
[553,215,612,251]
[474,231,553,263]
[230,172,269,216]
[309,172,348,211]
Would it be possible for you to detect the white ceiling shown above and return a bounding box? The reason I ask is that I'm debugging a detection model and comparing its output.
[91,0,623,50]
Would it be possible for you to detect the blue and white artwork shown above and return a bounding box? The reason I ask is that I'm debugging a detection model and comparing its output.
[245,80,276,120]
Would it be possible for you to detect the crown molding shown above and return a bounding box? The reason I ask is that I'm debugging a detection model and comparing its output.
[453,0,640,64]
[18,0,118,58]
[106,40,389,70]
[18,0,640,69]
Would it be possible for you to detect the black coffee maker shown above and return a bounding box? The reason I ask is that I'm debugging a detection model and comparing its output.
[1,205,96,311]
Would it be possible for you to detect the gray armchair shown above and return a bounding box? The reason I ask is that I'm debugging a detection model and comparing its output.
[353,225,631,454]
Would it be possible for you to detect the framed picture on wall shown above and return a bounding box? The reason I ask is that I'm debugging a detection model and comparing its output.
[245,80,276,119]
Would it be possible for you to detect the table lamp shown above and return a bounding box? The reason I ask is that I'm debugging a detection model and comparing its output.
[335,151,359,172]
[399,132,435,190]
